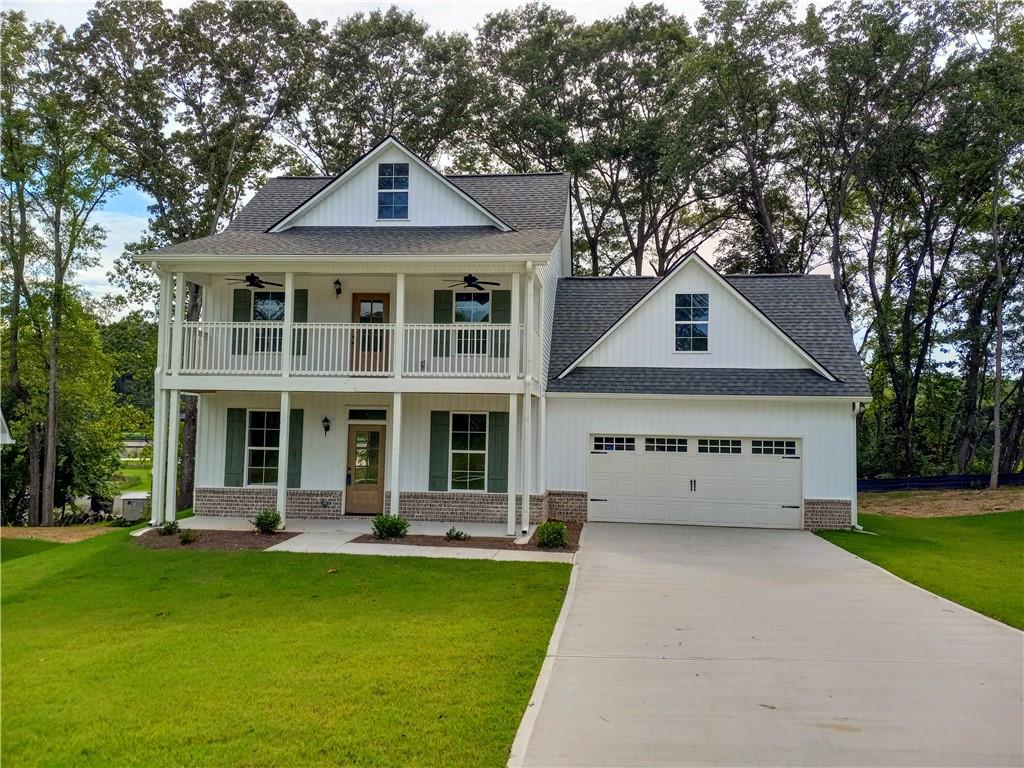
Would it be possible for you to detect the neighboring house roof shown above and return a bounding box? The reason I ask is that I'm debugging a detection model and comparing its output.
[146,139,569,259]
[548,273,870,399]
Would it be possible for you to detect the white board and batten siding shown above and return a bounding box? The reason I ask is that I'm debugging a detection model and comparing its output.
[544,396,856,507]
[285,145,495,229]
[582,259,808,370]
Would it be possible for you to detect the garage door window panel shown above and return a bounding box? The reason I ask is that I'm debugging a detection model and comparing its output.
[593,436,635,452]
[698,438,741,454]
[752,439,798,456]
[645,437,687,452]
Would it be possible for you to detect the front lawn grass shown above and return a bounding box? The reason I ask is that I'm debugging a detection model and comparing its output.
[2,530,570,767]
[1,537,61,562]
[114,460,152,493]
[820,510,1024,629]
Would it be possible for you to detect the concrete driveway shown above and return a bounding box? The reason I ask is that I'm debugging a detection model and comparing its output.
[512,524,1023,767]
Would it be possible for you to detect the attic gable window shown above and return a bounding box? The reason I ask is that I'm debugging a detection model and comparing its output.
[377,162,409,220]
[675,293,709,352]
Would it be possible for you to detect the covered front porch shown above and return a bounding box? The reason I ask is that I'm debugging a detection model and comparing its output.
[150,389,546,536]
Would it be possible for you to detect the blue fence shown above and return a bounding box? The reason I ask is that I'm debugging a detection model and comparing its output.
[858,472,1024,493]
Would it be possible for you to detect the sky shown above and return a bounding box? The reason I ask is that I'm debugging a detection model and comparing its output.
[9,0,711,299]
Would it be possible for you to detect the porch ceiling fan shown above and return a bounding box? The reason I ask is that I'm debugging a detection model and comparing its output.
[445,274,501,292]
[225,273,283,289]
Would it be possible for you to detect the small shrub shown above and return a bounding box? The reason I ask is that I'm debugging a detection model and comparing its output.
[445,526,470,541]
[157,520,179,536]
[536,521,568,549]
[372,514,409,540]
[252,509,282,535]
[178,529,200,545]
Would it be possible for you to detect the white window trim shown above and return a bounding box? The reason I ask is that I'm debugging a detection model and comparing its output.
[449,411,489,493]
[376,162,410,222]
[673,292,710,355]
[244,408,281,487]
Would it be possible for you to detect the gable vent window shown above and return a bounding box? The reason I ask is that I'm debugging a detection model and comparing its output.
[377,162,409,220]
[645,437,687,453]
[675,293,709,351]
[698,438,741,454]
[593,436,635,452]
[752,439,797,456]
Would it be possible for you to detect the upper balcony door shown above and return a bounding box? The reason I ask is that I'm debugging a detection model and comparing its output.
[352,293,390,374]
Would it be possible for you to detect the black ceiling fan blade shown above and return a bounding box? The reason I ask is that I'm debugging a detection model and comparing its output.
[261,281,284,287]
[475,280,501,286]
[447,282,466,288]
[471,283,487,291]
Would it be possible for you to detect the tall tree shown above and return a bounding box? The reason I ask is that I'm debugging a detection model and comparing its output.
[78,0,311,509]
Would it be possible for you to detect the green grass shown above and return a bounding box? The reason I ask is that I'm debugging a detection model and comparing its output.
[1,538,61,563]
[114,460,152,493]
[819,511,1024,629]
[2,530,570,766]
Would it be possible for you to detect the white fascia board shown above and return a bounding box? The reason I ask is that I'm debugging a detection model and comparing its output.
[558,254,837,382]
[268,137,512,233]
[543,391,859,402]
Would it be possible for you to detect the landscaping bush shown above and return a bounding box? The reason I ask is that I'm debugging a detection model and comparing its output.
[158,520,179,536]
[252,509,281,535]
[536,521,568,549]
[445,526,469,541]
[178,529,199,545]
[372,514,409,540]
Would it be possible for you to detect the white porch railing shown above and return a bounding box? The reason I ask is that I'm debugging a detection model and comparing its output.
[403,324,521,378]
[178,322,526,378]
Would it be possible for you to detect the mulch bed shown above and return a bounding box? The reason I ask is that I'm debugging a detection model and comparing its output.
[351,522,582,553]
[135,529,299,551]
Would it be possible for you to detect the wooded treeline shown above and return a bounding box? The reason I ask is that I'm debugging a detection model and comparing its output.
[2,0,1022,524]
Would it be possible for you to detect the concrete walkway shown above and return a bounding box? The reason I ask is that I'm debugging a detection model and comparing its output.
[176,516,572,563]
[512,524,1023,767]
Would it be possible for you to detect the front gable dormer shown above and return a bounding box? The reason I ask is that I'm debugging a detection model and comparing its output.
[561,256,836,378]
[269,137,512,232]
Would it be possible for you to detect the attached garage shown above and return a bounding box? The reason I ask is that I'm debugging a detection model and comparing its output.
[587,435,803,528]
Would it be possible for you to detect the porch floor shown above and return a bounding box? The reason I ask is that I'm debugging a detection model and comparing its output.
[175,516,571,562]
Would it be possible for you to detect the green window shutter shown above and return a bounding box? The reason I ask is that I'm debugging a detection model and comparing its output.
[429,410,450,491]
[231,289,251,354]
[432,290,452,356]
[224,408,247,487]
[487,411,509,493]
[292,289,308,356]
[490,290,511,358]
[287,409,303,488]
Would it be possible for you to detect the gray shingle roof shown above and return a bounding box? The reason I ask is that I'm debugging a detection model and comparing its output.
[147,226,562,257]
[148,172,569,257]
[549,273,870,398]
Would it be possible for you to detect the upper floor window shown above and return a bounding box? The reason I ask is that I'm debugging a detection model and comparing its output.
[454,292,490,354]
[253,291,285,352]
[377,162,409,219]
[675,293,709,352]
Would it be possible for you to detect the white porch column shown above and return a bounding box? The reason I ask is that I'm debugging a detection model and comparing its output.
[538,396,547,493]
[281,272,294,377]
[277,390,291,528]
[509,271,521,381]
[164,389,180,523]
[521,394,532,533]
[389,391,402,516]
[169,272,185,377]
[507,393,519,535]
[525,263,535,385]
[149,271,172,525]
[393,273,405,378]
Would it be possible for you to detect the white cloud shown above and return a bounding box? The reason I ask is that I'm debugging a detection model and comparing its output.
[73,208,150,305]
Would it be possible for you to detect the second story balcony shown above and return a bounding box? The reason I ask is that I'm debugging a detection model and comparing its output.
[179,321,526,378]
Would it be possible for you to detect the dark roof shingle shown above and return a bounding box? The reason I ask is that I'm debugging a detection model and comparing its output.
[548,273,870,398]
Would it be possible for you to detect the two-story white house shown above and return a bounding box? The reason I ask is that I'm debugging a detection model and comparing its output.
[143,136,870,534]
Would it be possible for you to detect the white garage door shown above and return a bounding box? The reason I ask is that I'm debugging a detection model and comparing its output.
[588,435,802,528]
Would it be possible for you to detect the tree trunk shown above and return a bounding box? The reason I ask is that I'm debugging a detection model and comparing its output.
[26,424,43,526]
[990,166,1003,489]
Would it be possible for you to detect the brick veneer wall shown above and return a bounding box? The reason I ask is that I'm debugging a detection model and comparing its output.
[384,491,546,524]
[545,490,588,523]
[194,487,343,519]
[803,498,853,530]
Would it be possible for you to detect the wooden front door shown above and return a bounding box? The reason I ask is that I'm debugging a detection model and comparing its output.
[346,424,386,515]
[351,293,390,373]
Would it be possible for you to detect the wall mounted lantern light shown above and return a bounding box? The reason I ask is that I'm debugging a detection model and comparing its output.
[333,278,343,298]
[321,416,331,435]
